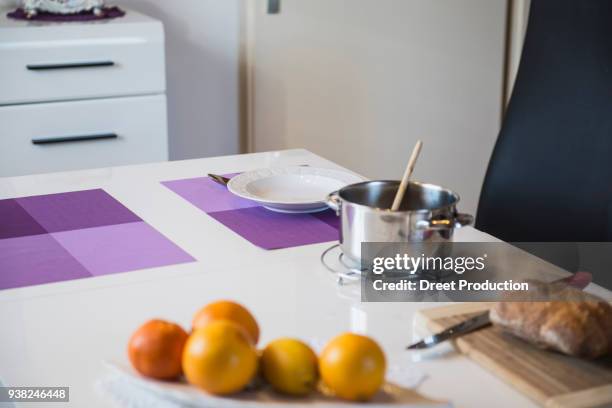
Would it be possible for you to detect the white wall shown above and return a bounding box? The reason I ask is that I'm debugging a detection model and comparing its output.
[0,0,241,160]
[119,0,240,160]
[506,0,530,103]
[249,0,507,215]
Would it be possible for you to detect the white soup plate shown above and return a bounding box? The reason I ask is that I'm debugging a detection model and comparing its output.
[227,166,364,213]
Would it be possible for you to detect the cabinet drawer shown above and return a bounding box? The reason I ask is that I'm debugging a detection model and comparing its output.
[0,95,168,177]
[0,20,165,105]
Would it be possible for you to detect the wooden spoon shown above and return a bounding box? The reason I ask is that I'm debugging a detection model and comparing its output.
[391,140,423,211]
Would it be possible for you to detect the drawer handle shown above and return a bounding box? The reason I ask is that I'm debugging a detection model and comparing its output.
[32,133,118,145]
[26,61,115,71]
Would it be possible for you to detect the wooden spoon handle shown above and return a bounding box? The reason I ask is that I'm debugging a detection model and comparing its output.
[391,140,423,211]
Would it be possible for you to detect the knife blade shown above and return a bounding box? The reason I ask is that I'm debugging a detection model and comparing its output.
[406,311,490,350]
[208,173,231,186]
[406,271,593,350]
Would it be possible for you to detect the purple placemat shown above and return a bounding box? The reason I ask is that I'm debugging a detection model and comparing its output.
[162,175,340,250]
[7,6,125,22]
[0,189,194,291]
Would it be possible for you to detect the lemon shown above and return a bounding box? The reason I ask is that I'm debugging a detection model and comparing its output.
[260,338,318,396]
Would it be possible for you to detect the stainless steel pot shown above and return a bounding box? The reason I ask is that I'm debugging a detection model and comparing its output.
[326,180,473,266]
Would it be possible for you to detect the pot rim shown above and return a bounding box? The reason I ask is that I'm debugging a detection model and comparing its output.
[336,180,461,214]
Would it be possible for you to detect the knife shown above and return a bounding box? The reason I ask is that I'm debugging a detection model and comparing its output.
[406,272,592,350]
[407,311,490,350]
[208,173,231,186]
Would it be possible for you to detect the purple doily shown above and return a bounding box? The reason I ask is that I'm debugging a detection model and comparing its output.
[7,6,125,22]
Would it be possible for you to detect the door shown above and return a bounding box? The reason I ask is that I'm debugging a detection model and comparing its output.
[246,0,508,214]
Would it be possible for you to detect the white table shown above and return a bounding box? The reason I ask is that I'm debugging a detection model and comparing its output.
[0,149,607,408]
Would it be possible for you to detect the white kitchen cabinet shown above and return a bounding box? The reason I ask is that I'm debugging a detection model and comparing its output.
[246,0,508,214]
[0,6,168,176]
[0,95,167,176]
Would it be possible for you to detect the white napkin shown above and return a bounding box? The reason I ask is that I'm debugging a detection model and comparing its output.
[98,374,189,408]
[98,360,445,408]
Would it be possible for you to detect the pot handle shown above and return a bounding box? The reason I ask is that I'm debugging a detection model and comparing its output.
[417,212,474,230]
[326,191,341,215]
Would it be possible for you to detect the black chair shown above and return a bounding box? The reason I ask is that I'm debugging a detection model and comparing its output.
[476,0,612,284]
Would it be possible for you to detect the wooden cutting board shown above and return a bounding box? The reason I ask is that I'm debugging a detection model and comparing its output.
[415,304,612,408]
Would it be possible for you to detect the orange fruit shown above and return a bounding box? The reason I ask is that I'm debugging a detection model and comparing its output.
[319,333,386,401]
[192,300,259,344]
[127,319,188,380]
[261,338,318,396]
[182,320,258,395]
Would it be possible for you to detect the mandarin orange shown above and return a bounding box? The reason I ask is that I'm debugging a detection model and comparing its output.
[128,319,188,380]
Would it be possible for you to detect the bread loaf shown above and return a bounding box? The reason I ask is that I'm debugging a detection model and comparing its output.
[490,282,612,359]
